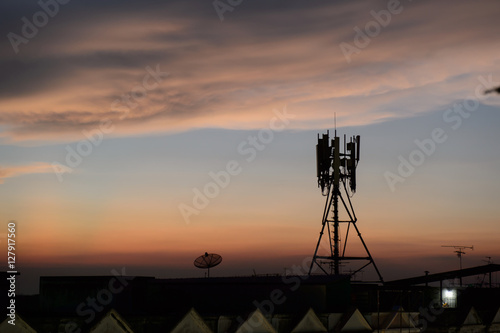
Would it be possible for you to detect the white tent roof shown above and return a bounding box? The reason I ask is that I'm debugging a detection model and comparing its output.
[171,308,213,333]
[462,307,483,326]
[236,309,277,333]
[0,314,37,333]
[340,309,372,332]
[291,308,327,332]
[89,309,135,333]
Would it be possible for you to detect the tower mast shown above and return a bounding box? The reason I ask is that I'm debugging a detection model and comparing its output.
[308,131,383,283]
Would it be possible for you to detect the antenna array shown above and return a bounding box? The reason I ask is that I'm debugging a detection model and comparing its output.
[316,131,359,195]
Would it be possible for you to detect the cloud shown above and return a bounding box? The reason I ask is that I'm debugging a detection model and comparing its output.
[0,0,499,143]
[0,162,63,183]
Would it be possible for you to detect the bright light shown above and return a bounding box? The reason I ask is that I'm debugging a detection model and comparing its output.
[442,289,457,308]
[444,289,455,298]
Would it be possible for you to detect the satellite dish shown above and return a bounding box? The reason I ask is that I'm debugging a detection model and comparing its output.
[194,252,222,277]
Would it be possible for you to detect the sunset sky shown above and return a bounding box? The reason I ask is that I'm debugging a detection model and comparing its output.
[1,0,499,294]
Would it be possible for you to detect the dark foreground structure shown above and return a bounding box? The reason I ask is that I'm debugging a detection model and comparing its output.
[1,265,500,332]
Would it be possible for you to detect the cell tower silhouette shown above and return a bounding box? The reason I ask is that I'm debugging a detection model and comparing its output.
[308,130,383,283]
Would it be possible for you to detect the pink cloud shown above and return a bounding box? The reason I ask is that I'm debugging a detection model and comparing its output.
[0,162,63,183]
[0,0,499,143]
